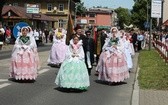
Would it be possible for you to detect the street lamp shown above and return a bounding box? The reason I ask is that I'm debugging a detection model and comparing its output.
[53,6,57,13]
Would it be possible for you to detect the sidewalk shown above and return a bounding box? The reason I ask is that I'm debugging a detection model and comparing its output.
[0,44,14,52]
[132,54,168,105]
[139,89,168,105]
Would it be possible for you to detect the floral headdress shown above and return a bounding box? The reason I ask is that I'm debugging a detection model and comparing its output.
[55,28,67,39]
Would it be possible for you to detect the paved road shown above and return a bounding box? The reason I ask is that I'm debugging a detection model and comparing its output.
[0,44,52,60]
[0,50,138,105]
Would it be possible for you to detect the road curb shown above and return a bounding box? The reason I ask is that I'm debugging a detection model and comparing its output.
[131,67,140,105]
[0,45,13,52]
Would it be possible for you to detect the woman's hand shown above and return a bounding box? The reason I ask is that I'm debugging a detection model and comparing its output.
[72,54,76,57]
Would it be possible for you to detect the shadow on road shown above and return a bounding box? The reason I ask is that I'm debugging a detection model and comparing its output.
[47,64,61,68]
[8,78,36,83]
[54,87,87,93]
[95,80,127,86]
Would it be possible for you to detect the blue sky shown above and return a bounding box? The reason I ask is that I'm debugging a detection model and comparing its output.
[81,0,135,9]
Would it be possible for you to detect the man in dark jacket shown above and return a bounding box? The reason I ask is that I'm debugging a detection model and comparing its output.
[74,25,86,41]
[44,29,49,43]
[83,30,95,75]
[132,32,138,52]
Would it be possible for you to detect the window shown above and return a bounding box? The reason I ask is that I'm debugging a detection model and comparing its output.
[89,13,95,17]
[8,22,14,26]
[77,20,81,23]
[58,19,66,28]
[24,3,27,8]
[82,14,86,17]
[59,4,64,11]
[13,3,18,6]
[89,20,95,24]
[47,3,52,11]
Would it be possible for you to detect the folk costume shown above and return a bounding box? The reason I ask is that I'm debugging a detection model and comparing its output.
[10,27,39,80]
[120,33,133,70]
[48,28,68,66]
[55,38,90,90]
[96,27,129,83]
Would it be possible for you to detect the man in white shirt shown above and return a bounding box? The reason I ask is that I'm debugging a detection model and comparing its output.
[33,29,40,47]
[137,31,144,51]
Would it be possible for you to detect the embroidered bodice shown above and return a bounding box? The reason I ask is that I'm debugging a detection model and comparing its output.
[109,37,119,46]
[19,36,30,45]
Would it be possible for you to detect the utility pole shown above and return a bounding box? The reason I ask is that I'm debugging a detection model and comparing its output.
[149,0,163,50]
[147,1,149,32]
[161,0,164,31]
[149,18,152,50]
[158,0,164,31]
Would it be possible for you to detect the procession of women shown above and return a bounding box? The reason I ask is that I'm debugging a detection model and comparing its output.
[9,25,135,92]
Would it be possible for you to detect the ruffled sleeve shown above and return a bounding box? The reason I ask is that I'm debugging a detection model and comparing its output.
[117,39,125,53]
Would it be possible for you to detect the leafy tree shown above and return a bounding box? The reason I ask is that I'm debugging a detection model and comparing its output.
[76,2,87,16]
[115,7,131,29]
[131,0,148,29]
[131,0,158,30]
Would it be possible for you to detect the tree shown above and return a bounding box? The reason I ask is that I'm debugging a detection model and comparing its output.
[115,7,132,29]
[131,0,148,29]
[76,2,87,16]
[0,1,6,23]
[131,0,158,30]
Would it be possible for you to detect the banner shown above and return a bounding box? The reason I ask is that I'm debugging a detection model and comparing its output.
[151,0,162,18]
[66,14,74,45]
[26,4,39,14]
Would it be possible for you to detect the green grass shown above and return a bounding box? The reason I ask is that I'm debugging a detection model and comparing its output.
[138,49,168,90]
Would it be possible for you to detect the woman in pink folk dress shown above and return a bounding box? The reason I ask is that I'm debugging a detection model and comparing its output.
[10,27,39,80]
[96,27,129,83]
[48,28,68,67]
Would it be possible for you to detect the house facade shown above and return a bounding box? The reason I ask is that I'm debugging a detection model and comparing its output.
[163,0,168,24]
[76,8,117,29]
[4,0,80,29]
[2,5,55,30]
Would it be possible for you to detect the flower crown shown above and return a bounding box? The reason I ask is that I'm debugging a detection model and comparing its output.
[56,32,63,39]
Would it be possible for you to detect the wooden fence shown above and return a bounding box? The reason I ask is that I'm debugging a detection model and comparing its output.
[153,40,168,63]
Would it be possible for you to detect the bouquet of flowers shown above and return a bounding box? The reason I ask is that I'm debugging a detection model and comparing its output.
[109,37,119,45]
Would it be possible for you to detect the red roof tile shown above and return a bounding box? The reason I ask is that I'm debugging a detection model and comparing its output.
[163,19,168,26]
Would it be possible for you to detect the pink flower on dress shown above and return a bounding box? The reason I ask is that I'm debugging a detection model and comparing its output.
[72,44,80,51]
[72,44,80,53]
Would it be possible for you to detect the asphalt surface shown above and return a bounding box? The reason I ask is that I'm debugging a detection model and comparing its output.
[0,49,138,105]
